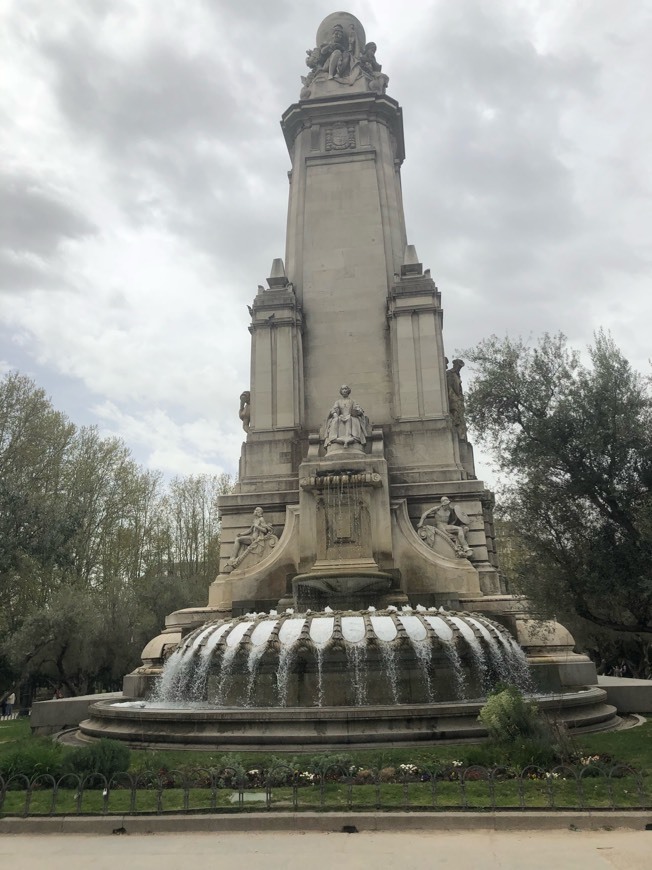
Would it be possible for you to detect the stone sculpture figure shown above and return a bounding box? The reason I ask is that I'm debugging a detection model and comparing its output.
[446,358,467,440]
[323,385,370,452]
[418,497,473,559]
[359,42,389,93]
[304,22,354,81]
[301,19,388,98]
[238,390,251,433]
[225,507,276,572]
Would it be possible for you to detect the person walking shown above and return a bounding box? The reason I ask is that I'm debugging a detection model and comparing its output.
[5,692,15,718]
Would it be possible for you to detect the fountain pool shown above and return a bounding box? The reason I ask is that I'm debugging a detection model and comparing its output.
[78,608,616,748]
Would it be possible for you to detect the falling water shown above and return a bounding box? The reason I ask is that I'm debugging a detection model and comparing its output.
[379,642,400,703]
[276,645,296,706]
[244,619,278,706]
[245,644,266,706]
[398,614,434,702]
[276,617,305,706]
[213,645,239,706]
[155,623,218,702]
[442,639,466,699]
[150,609,532,709]
[346,642,368,705]
[493,627,534,692]
[466,617,533,691]
[448,616,489,695]
[411,639,434,702]
[188,623,232,701]
[315,645,325,707]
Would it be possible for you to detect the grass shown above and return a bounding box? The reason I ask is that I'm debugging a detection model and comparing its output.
[572,722,652,770]
[0,717,31,748]
[0,776,646,816]
[125,720,652,777]
[1,717,651,816]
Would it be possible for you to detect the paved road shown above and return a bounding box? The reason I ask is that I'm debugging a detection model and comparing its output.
[2,830,651,869]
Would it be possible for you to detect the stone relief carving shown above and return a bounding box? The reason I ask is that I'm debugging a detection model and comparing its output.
[239,390,251,433]
[323,385,370,453]
[325,122,356,151]
[224,507,278,574]
[300,19,389,100]
[417,497,473,559]
[446,358,467,440]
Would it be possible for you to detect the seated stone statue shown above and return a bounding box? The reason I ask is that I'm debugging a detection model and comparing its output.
[305,22,357,82]
[323,385,370,452]
[358,42,389,93]
[417,497,473,559]
[226,507,275,571]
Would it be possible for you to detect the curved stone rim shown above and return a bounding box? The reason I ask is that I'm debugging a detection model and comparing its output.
[76,687,619,750]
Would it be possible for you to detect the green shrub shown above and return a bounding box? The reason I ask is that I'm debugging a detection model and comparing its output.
[0,740,66,781]
[307,752,352,776]
[477,685,576,769]
[479,685,547,742]
[65,739,131,782]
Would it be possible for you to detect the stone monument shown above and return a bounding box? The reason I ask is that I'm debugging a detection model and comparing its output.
[118,13,609,734]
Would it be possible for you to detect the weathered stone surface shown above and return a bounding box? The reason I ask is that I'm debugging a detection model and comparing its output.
[30,693,122,736]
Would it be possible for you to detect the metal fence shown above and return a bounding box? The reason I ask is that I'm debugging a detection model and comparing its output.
[0,764,649,816]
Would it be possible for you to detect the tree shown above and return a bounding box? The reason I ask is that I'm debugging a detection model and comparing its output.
[134,473,232,643]
[464,332,652,674]
[0,369,234,695]
[0,373,78,630]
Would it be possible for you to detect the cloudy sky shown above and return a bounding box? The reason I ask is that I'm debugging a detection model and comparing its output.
[2,0,651,484]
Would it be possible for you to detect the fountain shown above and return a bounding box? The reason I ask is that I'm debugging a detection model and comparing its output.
[78,11,618,749]
[153,608,532,708]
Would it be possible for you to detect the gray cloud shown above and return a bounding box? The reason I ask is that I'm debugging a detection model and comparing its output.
[0,172,96,257]
[1,0,651,477]
[0,171,96,293]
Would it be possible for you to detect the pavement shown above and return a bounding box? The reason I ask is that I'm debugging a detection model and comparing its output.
[2,828,652,869]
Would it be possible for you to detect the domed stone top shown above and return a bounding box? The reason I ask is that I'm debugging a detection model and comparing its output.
[316,11,366,48]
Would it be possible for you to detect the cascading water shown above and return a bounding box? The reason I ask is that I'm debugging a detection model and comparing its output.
[153,623,217,703]
[276,617,305,706]
[150,607,533,709]
[466,617,534,694]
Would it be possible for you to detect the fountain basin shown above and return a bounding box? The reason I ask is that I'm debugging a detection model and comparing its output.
[78,688,618,750]
[292,571,393,611]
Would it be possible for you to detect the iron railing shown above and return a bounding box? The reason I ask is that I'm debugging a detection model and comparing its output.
[0,764,649,816]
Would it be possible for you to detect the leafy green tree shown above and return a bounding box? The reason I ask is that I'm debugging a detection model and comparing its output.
[0,373,77,629]
[134,473,232,644]
[0,370,234,695]
[465,332,652,673]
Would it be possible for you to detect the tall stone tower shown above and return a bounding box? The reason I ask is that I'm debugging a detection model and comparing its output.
[210,11,500,617]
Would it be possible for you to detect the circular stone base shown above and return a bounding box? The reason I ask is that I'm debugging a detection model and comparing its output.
[77,688,619,751]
